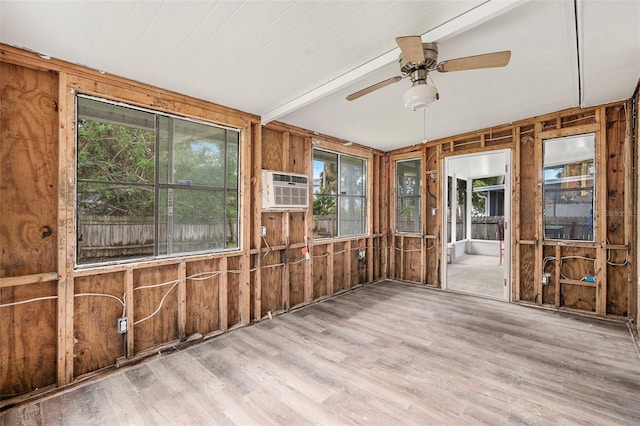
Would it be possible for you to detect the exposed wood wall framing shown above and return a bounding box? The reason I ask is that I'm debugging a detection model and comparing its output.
[1,42,636,405]
[0,44,386,404]
[387,102,637,324]
[634,86,640,336]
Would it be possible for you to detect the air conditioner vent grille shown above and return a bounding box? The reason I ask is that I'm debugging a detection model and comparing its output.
[262,170,309,209]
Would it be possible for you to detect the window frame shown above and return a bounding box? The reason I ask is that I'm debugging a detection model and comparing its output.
[542,133,596,242]
[395,158,422,234]
[75,94,241,267]
[312,148,367,239]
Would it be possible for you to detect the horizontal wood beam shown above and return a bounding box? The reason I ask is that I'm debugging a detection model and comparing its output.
[0,272,58,288]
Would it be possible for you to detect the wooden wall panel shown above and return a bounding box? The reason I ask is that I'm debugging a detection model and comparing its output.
[604,106,629,316]
[227,257,241,327]
[0,282,57,398]
[333,243,347,292]
[561,285,596,312]
[133,265,179,353]
[519,133,537,241]
[289,249,306,307]
[289,212,306,245]
[425,148,439,286]
[606,106,626,245]
[350,240,365,286]
[425,240,439,286]
[185,259,220,336]
[312,245,329,299]
[73,272,125,377]
[261,127,284,171]
[519,245,536,302]
[288,134,307,174]
[485,129,514,148]
[0,283,57,400]
[404,237,422,282]
[557,246,596,312]
[607,257,629,316]
[261,212,285,246]
[260,250,283,316]
[558,247,596,281]
[373,237,382,281]
[541,246,556,306]
[0,62,58,277]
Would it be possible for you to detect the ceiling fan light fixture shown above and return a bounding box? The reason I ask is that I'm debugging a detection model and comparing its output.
[403,81,437,111]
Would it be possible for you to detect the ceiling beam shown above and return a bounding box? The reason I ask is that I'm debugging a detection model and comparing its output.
[261,0,527,125]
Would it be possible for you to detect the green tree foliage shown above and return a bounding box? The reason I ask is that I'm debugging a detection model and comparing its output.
[313,162,337,216]
[471,176,500,216]
[77,120,155,217]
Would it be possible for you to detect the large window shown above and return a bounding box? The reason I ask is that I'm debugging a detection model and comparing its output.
[396,159,421,233]
[76,96,239,265]
[543,133,595,241]
[312,149,366,238]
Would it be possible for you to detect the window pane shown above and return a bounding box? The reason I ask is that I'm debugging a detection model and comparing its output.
[159,118,227,187]
[339,196,365,236]
[77,98,156,264]
[340,156,365,195]
[77,98,155,185]
[396,159,421,232]
[157,188,227,255]
[313,150,337,195]
[313,195,337,238]
[396,197,421,233]
[77,96,240,265]
[543,133,595,241]
[77,182,154,263]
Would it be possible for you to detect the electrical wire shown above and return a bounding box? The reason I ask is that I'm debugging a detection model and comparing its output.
[261,235,272,261]
[135,279,180,291]
[74,293,124,306]
[559,255,595,280]
[0,295,57,309]
[186,271,222,281]
[607,249,629,266]
[133,280,179,326]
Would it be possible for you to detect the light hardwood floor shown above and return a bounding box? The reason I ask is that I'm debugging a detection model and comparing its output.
[446,254,505,299]
[2,280,640,425]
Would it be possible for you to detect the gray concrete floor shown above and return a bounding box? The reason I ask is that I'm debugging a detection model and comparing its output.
[446,254,506,299]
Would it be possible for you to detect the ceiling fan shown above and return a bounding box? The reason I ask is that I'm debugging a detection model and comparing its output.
[346,36,511,111]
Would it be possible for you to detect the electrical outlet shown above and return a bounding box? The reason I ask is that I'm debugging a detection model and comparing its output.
[541,273,550,286]
[117,317,128,334]
[261,226,267,237]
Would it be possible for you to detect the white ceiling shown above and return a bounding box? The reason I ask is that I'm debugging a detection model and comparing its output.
[1,1,638,152]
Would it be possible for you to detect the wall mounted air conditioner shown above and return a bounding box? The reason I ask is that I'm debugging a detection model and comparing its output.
[262,170,309,209]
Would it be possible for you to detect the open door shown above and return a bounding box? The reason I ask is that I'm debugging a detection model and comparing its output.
[442,149,511,301]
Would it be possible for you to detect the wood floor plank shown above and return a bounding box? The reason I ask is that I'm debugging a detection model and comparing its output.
[2,280,639,425]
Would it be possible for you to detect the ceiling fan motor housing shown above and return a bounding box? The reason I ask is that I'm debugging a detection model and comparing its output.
[399,42,438,74]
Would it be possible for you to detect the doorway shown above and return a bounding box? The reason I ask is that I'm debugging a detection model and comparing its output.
[442,150,511,300]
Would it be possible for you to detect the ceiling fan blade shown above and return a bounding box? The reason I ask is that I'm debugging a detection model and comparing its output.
[436,50,511,73]
[396,36,425,63]
[346,76,403,101]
